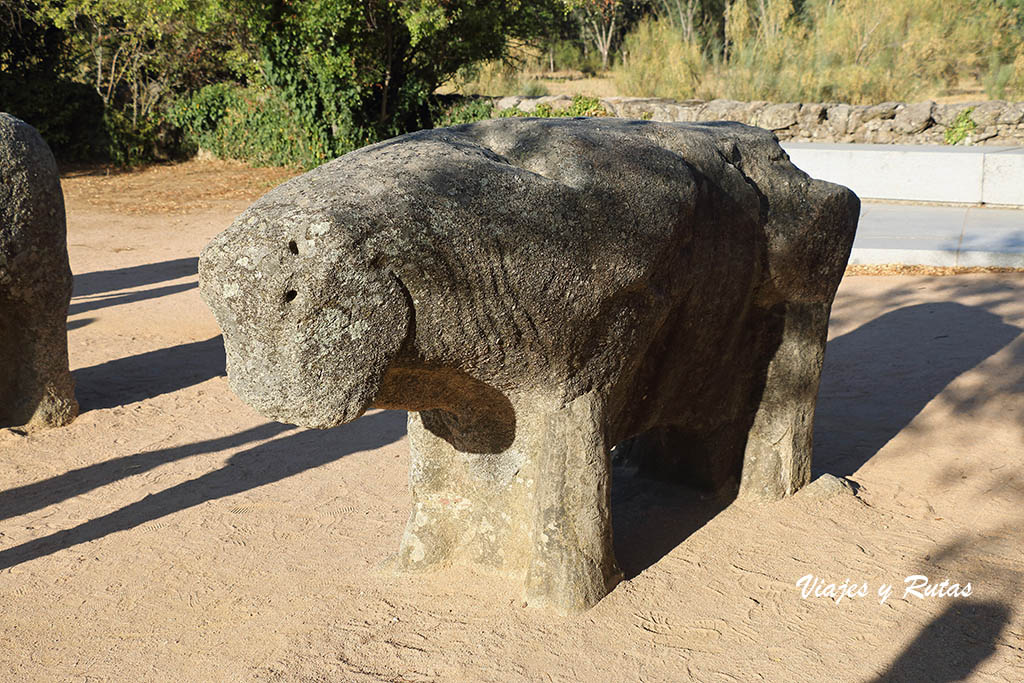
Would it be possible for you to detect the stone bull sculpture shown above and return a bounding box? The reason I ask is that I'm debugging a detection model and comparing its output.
[199,118,859,611]
[0,113,78,430]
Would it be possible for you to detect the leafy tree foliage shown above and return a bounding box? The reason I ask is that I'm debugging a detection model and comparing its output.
[9,0,1022,164]
[0,0,107,158]
[563,0,631,69]
[6,0,557,164]
[244,0,557,159]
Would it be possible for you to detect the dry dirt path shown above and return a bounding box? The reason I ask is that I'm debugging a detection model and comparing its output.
[1,160,1022,682]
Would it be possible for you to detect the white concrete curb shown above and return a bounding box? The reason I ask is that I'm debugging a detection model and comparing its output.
[781,143,1024,207]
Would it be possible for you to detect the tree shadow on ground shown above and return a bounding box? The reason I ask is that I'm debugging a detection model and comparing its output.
[814,301,1021,479]
[73,257,198,297]
[870,602,1012,682]
[872,511,1021,681]
[73,336,225,412]
[872,462,1024,681]
[0,410,407,571]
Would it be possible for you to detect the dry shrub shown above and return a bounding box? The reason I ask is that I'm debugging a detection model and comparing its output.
[615,0,1016,104]
[613,18,704,99]
[449,44,558,97]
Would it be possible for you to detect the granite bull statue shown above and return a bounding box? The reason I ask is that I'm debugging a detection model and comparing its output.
[199,118,859,611]
[0,113,78,430]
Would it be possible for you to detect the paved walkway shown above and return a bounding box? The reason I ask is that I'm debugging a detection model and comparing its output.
[852,202,1024,267]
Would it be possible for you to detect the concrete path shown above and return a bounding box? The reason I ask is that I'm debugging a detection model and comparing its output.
[853,202,1024,267]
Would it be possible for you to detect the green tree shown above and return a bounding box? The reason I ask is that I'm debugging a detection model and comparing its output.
[38,0,252,128]
[0,0,108,158]
[245,0,558,158]
[563,0,632,68]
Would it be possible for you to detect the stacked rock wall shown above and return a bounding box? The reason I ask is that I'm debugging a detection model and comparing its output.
[493,95,1024,146]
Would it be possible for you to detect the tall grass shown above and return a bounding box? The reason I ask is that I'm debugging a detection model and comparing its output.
[614,0,1022,103]
[616,18,704,99]
[450,41,604,97]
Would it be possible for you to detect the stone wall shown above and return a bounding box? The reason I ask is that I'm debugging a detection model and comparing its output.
[492,95,1024,146]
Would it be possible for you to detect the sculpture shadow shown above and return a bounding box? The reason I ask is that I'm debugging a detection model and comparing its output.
[611,464,731,579]
[813,302,1021,479]
[73,336,225,412]
[0,410,407,571]
[69,282,197,316]
[73,257,198,297]
[0,422,293,522]
[869,601,1011,682]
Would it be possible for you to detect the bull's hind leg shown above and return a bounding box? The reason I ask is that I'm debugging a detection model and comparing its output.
[614,425,746,496]
[738,301,832,499]
[397,392,621,612]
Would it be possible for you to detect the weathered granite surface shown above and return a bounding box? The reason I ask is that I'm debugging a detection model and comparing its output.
[0,113,78,430]
[493,95,1024,146]
[199,118,859,611]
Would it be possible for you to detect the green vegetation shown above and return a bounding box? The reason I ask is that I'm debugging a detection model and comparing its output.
[4,0,1023,167]
[434,98,496,127]
[944,107,978,145]
[1,0,559,166]
[462,1,1024,105]
[612,0,1024,104]
[498,94,609,117]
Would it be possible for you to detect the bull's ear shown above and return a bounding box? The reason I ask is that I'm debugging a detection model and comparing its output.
[314,267,413,427]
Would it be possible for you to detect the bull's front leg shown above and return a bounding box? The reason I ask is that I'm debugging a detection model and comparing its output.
[739,300,832,499]
[396,391,621,612]
[523,391,622,611]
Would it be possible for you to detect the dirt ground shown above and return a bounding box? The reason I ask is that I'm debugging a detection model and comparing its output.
[1,159,1022,682]
[441,70,990,104]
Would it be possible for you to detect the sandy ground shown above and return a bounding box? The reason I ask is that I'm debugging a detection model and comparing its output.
[1,159,1022,682]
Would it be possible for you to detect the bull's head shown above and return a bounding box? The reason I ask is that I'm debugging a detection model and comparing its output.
[198,204,409,429]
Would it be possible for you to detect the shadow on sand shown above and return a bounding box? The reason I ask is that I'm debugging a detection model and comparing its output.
[0,422,294,522]
[0,411,407,571]
[69,282,197,316]
[74,336,226,412]
[813,301,1020,479]
[871,601,1012,682]
[612,466,730,579]
[73,257,198,297]
[614,300,1021,579]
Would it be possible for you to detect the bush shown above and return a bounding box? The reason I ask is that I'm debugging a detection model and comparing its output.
[434,98,496,127]
[248,0,558,154]
[0,76,108,161]
[944,108,977,145]
[519,80,550,96]
[498,94,609,118]
[613,18,702,99]
[171,83,346,168]
[7,0,561,166]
